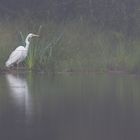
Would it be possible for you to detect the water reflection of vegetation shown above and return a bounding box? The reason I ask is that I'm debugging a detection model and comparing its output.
[27,74,140,107]
[1,18,140,73]
[22,73,140,139]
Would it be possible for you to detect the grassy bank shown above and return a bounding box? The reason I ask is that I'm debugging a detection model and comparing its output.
[0,18,140,73]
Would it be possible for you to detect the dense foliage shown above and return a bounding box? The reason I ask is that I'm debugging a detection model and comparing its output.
[0,0,140,73]
[1,0,140,36]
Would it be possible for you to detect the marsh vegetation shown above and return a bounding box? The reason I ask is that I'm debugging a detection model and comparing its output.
[0,18,140,73]
[0,0,140,73]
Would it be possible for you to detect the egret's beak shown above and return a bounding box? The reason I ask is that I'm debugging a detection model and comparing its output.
[32,34,39,37]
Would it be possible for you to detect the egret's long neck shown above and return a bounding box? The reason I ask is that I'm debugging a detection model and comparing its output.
[25,37,30,50]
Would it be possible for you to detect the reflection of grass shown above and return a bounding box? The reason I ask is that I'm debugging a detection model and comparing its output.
[0,18,140,73]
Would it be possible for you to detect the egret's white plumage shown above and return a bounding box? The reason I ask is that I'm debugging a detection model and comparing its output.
[5,33,39,68]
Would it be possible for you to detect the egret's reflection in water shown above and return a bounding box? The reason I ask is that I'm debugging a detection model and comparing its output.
[6,74,32,121]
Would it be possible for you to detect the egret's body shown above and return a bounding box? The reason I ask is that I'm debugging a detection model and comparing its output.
[5,33,39,68]
[6,46,28,67]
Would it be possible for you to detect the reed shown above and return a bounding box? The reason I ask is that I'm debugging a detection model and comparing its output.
[0,17,140,73]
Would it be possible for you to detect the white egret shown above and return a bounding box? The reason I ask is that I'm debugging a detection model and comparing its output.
[5,33,39,68]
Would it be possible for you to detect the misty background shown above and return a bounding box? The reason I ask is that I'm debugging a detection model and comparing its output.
[0,0,140,72]
[0,0,140,37]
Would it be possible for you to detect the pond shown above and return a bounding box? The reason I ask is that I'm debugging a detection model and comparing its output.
[0,72,140,140]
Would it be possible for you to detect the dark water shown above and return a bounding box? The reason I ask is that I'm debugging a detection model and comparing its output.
[0,73,140,140]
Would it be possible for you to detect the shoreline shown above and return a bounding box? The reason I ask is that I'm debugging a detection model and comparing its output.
[0,67,139,76]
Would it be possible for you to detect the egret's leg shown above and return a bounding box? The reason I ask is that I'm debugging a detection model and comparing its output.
[21,61,26,68]
[17,63,19,72]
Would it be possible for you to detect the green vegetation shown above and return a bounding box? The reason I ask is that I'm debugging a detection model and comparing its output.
[0,17,140,73]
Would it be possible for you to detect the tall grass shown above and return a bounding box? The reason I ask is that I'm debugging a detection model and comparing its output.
[0,17,140,73]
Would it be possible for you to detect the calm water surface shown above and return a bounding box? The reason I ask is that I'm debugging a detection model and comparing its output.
[0,73,140,140]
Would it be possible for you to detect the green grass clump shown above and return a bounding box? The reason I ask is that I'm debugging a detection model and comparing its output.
[0,17,140,73]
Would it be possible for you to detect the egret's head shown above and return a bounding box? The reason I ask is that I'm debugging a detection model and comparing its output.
[26,33,39,43]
